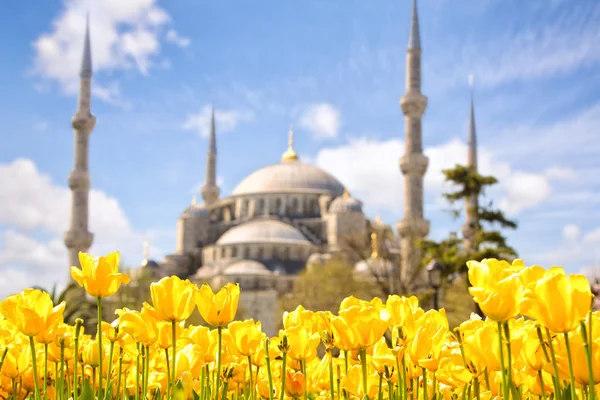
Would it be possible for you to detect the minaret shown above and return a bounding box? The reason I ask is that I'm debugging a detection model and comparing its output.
[462,78,479,251]
[200,107,220,205]
[64,16,95,272]
[397,0,430,284]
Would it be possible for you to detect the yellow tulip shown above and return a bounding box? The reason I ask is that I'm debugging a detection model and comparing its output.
[408,319,447,372]
[371,337,396,376]
[285,370,306,399]
[196,283,240,327]
[467,258,524,322]
[143,276,197,322]
[1,346,29,379]
[286,324,321,361]
[341,365,379,400]
[331,305,388,351]
[117,307,159,346]
[381,295,423,331]
[70,251,130,298]
[0,288,65,337]
[229,319,264,356]
[521,267,592,333]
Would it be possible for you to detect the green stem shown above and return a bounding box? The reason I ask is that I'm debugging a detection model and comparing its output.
[215,326,222,400]
[73,320,82,400]
[104,340,115,400]
[279,350,287,400]
[359,349,368,400]
[545,327,562,400]
[135,343,140,400]
[29,336,41,400]
[60,342,65,400]
[328,350,335,400]
[422,368,428,400]
[248,355,255,400]
[474,376,480,400]
[563,332,578,400]
[301,359,308,400]
[116,348,123,400]
[496,321,508,400]
[484,368,491,392]
[200,363,206,400]
[0,348,8,377]
[43,343,48,400]
[172,321,179,398]
[97,297,104,400]
[401,356,407,400]
[146,345,151,399]
[165,347,171,398]
[503,322,519,399]
[264,339,274,400]
[581,319,596,400]
[377,374,383,400]
[538,369,546,400]
[386,379,393,400]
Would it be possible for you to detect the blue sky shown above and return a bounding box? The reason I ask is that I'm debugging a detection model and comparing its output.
[1,0,600,296]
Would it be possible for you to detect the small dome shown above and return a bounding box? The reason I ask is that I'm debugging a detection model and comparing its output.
[141,259,160,269]
[355,258,394,274]
[329,189,362,213]
[224,260,272,276]
[181,203,209,218]
[216,219,311,246]
[232,161,345,196]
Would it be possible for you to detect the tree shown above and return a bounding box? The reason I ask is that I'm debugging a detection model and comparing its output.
[279,257,385,318]
[420,164,518,316]
[421,165,517,276]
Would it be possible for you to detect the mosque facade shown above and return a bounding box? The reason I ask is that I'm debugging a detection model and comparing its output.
[65,0,478,335]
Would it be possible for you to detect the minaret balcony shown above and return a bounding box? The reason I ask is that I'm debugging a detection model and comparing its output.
[64,231,93,250]
[68,170,90,190]
[399,153,429,176]
[71,114,96,132]
[400,93,428,117]
[396,218,430,238]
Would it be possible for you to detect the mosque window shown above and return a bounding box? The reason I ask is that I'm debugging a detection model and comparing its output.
[243,247,250,259]
[275,198,282,214]
[221,247,226,257]
[256,199,264,213]
[257,247,264,259]
[231,246,238,258]
[290,198,298,215]
[281,247,289,260]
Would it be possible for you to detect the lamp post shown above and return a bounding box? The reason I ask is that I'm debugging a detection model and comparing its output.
[427,260,445,310]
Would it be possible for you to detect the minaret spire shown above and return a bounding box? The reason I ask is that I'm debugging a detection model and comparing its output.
[65,15,95,274]
[201,106,220,205]
[463,75,479,251]
[397,0,430,285]
[408,0,421,50]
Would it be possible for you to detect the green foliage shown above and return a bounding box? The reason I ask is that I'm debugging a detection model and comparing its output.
[279,258,384,316]
[422,164,518,276]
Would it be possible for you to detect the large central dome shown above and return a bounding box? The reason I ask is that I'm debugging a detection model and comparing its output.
[232,159,345,196]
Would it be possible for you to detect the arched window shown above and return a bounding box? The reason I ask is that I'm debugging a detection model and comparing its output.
[257,247,264,259]
[243,247,250,259]
[231,246,238,258]
[256,198,264,214]
[290,198,298,215]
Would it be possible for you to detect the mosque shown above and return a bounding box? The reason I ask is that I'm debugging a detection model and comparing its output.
[63,1,479,334]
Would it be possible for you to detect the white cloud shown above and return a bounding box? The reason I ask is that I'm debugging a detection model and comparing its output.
[166,29,191,48]
[182,105,254,138]
[315,136,566,216]
[563,224,581,241]
[0,158,159,298]
[298,103,341,139]
[32,0,184,101]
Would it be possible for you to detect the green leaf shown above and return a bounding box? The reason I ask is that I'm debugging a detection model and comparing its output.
[173,380,186,400]
[79,379,94,400]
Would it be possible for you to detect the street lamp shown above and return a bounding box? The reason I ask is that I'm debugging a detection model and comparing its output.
[427,260,445,310]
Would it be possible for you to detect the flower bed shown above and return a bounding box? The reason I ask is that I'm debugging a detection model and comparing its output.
[0,252,595,400]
